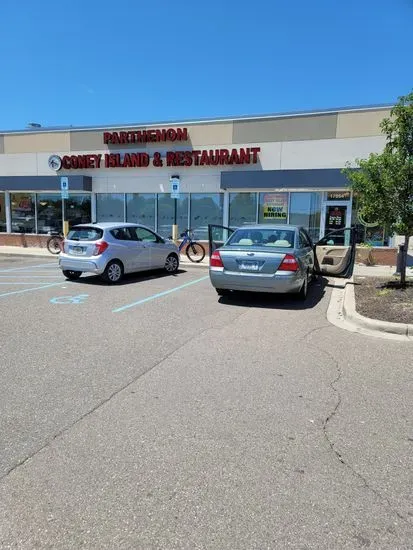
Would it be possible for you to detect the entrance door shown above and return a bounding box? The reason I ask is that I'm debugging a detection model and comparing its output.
[320,202,352,243]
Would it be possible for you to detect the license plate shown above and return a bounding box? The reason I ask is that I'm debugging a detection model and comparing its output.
[72,246,84,255]
[240,262,259,271]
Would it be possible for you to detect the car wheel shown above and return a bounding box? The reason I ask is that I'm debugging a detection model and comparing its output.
[102,260,124,284]
[62,270,82,281]
[164,253,179,274]
[216,288,231,297]
[297,272,309,300]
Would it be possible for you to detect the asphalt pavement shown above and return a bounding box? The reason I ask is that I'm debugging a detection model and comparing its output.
[0,257,412,549]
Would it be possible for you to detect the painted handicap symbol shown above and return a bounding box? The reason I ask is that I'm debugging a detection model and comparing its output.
[50,294,89,304]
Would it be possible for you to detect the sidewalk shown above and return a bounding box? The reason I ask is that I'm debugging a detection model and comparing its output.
[0,245,210,267]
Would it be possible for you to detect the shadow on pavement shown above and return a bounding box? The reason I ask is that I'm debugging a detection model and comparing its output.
[217,277,329,310]
[68,269,187,286]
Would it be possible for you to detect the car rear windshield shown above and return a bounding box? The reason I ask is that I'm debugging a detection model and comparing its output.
[227,228,295,248]
[67,226,103,241]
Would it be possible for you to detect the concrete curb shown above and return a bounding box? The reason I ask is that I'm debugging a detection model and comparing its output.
[0,252,53,259]
[342,279,413,339]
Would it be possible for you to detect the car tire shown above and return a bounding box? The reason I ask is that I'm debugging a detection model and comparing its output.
[101,260,124,284]
[297,272,309,300]
[164,253,179,274]
[62,270,82,281]
[216,288,231,297]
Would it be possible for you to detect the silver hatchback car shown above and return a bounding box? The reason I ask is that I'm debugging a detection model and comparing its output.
[59,222,180,283]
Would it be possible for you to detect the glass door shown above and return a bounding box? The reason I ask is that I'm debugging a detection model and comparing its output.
[320,201,352,242]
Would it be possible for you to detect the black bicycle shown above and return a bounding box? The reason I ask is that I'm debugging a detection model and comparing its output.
[46,232,64,254]
[179,229,206,263]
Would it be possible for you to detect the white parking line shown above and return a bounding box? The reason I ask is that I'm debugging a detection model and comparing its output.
[0,263,58,273]
[0,275,61,278]
[0,282,60,285]
[0,282,64,298]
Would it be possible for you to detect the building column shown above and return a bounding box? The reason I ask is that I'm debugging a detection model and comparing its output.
[91,193,97,222]
[5,191,11,233]
[223,190,229,227]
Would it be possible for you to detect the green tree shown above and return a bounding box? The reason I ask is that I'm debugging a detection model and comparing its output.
[344,92,413,285]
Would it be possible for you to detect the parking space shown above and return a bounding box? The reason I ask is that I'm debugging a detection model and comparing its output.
[0,257,209,316]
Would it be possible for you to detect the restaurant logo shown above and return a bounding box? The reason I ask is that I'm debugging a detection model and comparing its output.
[48,155,62,171]
[48,149,261,170]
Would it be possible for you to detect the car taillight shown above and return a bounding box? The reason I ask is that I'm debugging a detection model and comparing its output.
[210,250,224,268]
[93,241,109,256]
[279,254,299,272]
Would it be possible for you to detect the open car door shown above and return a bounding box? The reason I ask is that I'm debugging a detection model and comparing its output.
[314,227,356,278]
[208,225,235,254]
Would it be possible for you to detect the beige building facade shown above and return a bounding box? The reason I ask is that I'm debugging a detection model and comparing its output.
[0,105,394,247]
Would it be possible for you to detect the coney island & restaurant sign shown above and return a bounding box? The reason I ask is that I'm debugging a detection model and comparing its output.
[48,127,261,171]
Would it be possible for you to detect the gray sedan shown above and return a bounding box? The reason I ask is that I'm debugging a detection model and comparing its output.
[208,224,355,300]
[59,222,180,283]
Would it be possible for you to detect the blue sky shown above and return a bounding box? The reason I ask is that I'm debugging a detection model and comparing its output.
[1,0,412,130]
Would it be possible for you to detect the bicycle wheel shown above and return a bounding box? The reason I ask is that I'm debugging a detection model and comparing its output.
[186,242,205,263]
[47,236,62,255]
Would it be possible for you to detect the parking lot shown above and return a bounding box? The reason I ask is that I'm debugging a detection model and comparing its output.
[1,256,412,549]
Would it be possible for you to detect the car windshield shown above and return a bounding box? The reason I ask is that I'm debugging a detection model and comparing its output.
[227,228,295,248]
[67,226,103,241]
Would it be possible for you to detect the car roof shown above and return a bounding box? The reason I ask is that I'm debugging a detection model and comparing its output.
[73,222,153,231]
[233,225,301,231]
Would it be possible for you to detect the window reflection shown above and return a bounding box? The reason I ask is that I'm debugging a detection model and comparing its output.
[157,194,188,238]
[126,194,156,229]
[37,194,62,234]
[11,193,36,233]
[289,192,321,241]
[229,192,257,227]
[191,194,224,240]
[66,194,91,229]
[97,194,124,222]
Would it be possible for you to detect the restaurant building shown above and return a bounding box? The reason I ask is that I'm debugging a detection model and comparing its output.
[0,104,398,261]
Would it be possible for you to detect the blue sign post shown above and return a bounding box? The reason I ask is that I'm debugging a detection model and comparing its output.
[61,177,69,199]
[170,176,180,199]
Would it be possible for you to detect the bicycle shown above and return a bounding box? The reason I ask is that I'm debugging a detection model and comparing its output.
[46,232,64,255]
[178,229,206,263]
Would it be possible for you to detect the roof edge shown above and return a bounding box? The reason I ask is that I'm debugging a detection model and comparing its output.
[0,103,393,135]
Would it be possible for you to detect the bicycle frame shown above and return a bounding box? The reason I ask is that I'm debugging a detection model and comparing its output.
[178,232,192,252]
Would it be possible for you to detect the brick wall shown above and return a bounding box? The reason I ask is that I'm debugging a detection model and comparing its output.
[0,233,50,248]
[356,246,397,266]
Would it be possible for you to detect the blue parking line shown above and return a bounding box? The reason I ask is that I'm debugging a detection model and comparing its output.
[0,282,64,298]
[113,276,209,313]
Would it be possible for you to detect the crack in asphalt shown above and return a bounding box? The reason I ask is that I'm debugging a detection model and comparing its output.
[302,325,410,525]
[0,307,251,484]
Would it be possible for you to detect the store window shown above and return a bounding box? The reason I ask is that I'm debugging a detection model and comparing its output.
[190,193,224,240]
[126,194,156,229]
[258,192,288,224]
[0,193,6,232]
[96,194,124,222]
[289,192,322,242]
[11,193,36,233]
[65,194,91,229]
[37,194,62,234]
[229,192,257,228]
[157,194,189,238]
